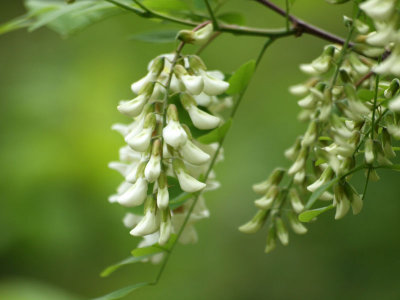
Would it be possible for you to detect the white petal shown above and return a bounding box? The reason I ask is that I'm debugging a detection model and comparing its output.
[201,70,229,96]
[188,106,220,130]
[130,210,159,236]
[144,155,161,183]
[163,121,188,148]
[123,213,142,228]
[360,0,396,21]
[157,186,169,210]
[389,95,400,112]
[179,139,210,165]
[181,75,204,95]
[193,92,213,106]
[118,177,148,207]
[176,170,206,192]
[125,127,153,152]
[117,95,147,117]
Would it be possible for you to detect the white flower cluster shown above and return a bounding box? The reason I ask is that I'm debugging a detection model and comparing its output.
[360,0,400,75]
[109,53,230,254]
[240,37,400,252]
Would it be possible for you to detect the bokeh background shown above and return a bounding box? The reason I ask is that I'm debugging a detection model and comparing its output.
[1,1,400,299]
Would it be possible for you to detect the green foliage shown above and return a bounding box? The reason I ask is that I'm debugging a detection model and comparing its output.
[141,0,189,12]
[100,254,156,277]
[217,12,246,25]
[226,60,256,95]
[325,0,350,4]
[131,234,177,256]
[92,282,151,300]
[298,205,334,222]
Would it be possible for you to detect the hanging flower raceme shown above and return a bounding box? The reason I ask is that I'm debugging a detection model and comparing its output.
[109,51,230,258]
[240,37,400,253]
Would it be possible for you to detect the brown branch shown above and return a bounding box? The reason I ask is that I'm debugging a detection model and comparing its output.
[255,0,352,46]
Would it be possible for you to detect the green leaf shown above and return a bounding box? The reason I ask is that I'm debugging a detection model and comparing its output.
[197,119,232,144]
[130,29,179,43]
[100,254,156,277]
[92,282,151,300]
[217,12,246,26]
[25,0,121,37]
[131,234,177,257]
[299,205,334,222]
[304,178,338,209]
[357,89,374,102]
[131,245,164,257]
[226,60,256,95]
[142,0,189,12]
[169,192,192,210]
[0,14,32,35]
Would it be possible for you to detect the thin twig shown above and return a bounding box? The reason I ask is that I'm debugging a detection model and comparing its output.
[255,0,352,46]
[204,0,219,30]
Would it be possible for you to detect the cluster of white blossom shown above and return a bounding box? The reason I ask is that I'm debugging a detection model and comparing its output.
[108,51,230,259]
[240,19,400,252]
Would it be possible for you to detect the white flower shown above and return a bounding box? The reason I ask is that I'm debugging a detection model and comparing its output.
[117,94,148,117]
[118,177,148,207]
[108,161,130,176]
[360,0,396,21]
[289,84,309,97]
[188,106,220,130]
[193,92,214,106]
[173,160,206,192]
[181,74,204,95]
[200,70,229,96]
[176,169,206,192]
[119,146,141,163]
[158,209,172,246]
[131,73,155,94]
[125,114,155,152]
[254,186,278,210]
[123,213,142,228]
[179,139,210,165]
[389,94,400,112]
[163,120,187,148]
[130,209,159,236]
[307,167,333,192]
[181,93,220,130]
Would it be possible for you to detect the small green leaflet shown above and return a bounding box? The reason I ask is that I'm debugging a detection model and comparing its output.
[197,119,232,144]
[217,12,246,26]
[130,29,179,43]
[100,254,156,277]
[226,60,256,95]
[325,0,350,4]
[131,234,177,257]
[357,89,374,102]
[299,205,334,222]
[92,282,152,300]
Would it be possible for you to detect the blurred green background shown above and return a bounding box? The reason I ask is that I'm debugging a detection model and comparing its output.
[1,1,400,299]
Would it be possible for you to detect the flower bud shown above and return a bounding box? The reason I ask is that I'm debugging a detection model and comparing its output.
[252,168,285,195]
[354,19,370,34]
[344,182,363,215]
[157,173,169,209]
[289,188,304,213]
[130,196,159,236]
[239,210,268,234]
[301,121,317,147]
[144,139,162,183]
[149,56,165,77]
[307,167,333,192]
[265,225,276,253]
[288,147,308,175]
[382,128,396,158]
[180,93,220,129]
[255,185,279,210]
[284,137,301,161]
[288,212,307,234]
[188,55,206,72]
[173,159,206,192]
[333,184,350,220]
[384,79,400,99]
[275,217,289,246]
[123,213,141,229]
[364,138,375,164]
[158,208,172,246]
